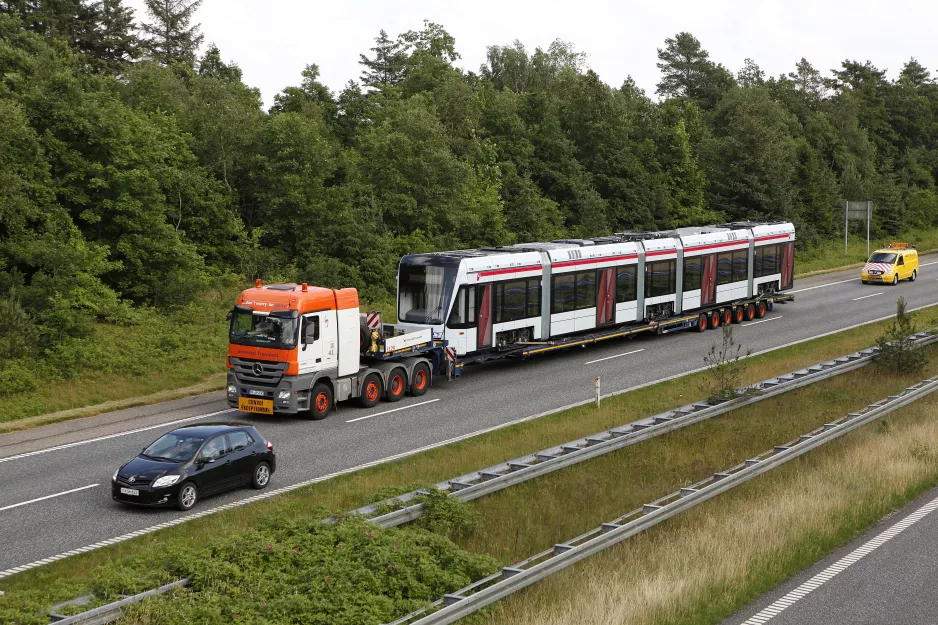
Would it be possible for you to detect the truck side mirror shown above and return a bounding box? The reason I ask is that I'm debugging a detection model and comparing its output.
[225,310,233,322]
[302,318,319,350]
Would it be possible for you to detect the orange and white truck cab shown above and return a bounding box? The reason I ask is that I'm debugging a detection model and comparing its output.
[861,243,919,285]
[226,281,438,420]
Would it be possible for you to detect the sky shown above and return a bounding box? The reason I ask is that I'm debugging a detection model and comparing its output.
[126,0,938,108]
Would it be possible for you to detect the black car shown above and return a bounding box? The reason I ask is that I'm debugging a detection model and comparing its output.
[112,422,276,511]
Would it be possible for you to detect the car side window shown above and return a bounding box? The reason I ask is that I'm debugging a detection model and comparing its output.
[201,435,228,461]
[897,255,904,266]
[227,431,253,451]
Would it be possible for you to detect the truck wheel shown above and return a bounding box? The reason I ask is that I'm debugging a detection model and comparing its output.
[309,383,332,420]
[386,369,406,402]
[359,321,371,354]
[744,303,755,321]
[756,302,767,318]
[697,313,708,332]
[358,373,383,408]
[732,307,743,324]
[409,362,431,396]
[722,309,732,325]
[711,311,720,328]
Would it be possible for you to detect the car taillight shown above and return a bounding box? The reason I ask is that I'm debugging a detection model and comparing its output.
[266,440,273,452]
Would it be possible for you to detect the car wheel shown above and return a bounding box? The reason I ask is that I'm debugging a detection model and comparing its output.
[910,270,917,282]
[177,482,198,511]
[251,462,271,489]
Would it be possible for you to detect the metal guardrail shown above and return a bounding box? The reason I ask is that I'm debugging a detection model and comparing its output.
[346,330,938,529]
[389,374,938,625]
[49,578,189,625]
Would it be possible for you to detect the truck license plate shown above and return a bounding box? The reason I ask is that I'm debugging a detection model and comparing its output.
[120,487,139,496]
[239,397,273,415]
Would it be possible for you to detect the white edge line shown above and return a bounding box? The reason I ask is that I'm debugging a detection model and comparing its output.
[345,399,441,423]
[743,316,783,327]
[852,292,883,301]
[585,349,645,365]
[0,484,100,513]
[0,409,238,464]
[2,301,938,578]
[741,494,938,624]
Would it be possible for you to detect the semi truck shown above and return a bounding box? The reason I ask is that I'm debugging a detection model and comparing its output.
[226,221,796,419]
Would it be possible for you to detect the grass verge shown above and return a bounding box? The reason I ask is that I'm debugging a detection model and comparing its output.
[1,312,937,623]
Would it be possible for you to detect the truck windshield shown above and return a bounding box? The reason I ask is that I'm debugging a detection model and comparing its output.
[398,258,458,325]
[869,253,897,263]
[229,309,298,349]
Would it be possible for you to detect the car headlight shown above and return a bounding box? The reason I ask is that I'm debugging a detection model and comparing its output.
[112,469,119,482]
[277,390,291,400]
[227,385,237,395]
[152,475,181,488]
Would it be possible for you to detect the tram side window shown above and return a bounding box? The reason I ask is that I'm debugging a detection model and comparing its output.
[683,257,702,292]
[495,278,541,323]
[716,252,733,285]
[616,266,638,303]
[645,260,676,298]
[732,250,748,282]
[551,271,597,313]
[755,244,780,277]
[447,286,477,329]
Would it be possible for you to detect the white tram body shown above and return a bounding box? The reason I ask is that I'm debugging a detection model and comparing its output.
[396,222,795,356]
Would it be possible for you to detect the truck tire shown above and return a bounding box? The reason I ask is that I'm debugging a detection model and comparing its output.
[756,302,767,318]
[744,303,755,321]
[732,307,743,324]
[358,373,383,408]
[722,309,732,326]
[386,369,406,402]
[360,321,371,354]
[697,313,708,332]
[309,383,332,420]
[409,362,430,397]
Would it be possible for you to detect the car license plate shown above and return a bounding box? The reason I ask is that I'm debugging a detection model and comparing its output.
[120,487,139,496]
[239,397,273,415]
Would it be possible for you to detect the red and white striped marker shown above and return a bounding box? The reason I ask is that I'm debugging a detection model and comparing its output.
[445,347,456,361]
[365,312,382,329]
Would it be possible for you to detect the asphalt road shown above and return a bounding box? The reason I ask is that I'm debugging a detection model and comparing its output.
[722,485,938,625]
[2,260,938,574]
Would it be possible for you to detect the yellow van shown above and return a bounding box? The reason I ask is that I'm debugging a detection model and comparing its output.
[861,243,919,285]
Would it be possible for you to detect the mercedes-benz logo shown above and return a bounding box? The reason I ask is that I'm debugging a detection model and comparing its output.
[128,476,136,483]
[252,363,264,376]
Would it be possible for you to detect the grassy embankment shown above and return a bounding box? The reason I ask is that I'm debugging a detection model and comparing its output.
[2,228,937,428]
[1,308,937,624]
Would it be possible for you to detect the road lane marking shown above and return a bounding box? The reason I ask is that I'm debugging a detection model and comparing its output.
[4,301,938,577]
[0,409,237,464]
[345,399,441,423]
[789,277,858,294]
[852,292,883,301]
[743,316,783,327]
[740,493,938,624]
[0,484,99,513]
[585,349,645,365]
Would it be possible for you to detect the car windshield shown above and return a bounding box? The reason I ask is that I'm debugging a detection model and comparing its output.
[869,253,897,264]
[398,258,458,325]
[229,309,298,349]
[142,433,206,462]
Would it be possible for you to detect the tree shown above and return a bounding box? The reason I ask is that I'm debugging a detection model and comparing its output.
[700,325,752,404]
[656,32,734,108]
[359,29,407,89]
[198,43,241,82]
[141,0,203,66]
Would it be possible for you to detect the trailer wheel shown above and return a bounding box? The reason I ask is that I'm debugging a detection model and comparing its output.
[711,311,720,328]
[358,373,383,408]
[756,302,767,318]
[386,369,406,402]
[697,313,708,332]
[744,303,756,321]
[732,307,744,324]
[309,383,332,420]
[409,362,431,396]
[722,309,732,326]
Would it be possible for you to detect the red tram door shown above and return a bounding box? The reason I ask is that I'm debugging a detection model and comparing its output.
[597,268,615,326]
[701,255,717,306]
[477,284,493,348]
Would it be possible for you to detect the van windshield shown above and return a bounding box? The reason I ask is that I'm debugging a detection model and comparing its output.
[868,253,897,264]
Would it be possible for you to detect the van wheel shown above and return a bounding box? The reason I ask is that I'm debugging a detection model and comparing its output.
[893,274,899,286]
[409,362,431,396]
[910,270,917,282]
[386,369,406,402]
[309,383,332,420]
[358,373,383,408]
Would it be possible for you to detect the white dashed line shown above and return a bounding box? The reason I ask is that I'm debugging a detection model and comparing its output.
[740,494,938,624]
[852,292,883,301]
[0,484,100,512]
[744,316,783,327]
[585,349,645,365]
[345,399,441,423]
[0,409,237,464]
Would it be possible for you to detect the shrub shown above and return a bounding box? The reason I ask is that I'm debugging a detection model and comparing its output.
[700,324,752,404]
[875,297,928,374]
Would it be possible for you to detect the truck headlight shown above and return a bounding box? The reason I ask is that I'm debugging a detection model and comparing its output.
[152,475,181,488]
[277,390,291,401]
[227,385,237,395]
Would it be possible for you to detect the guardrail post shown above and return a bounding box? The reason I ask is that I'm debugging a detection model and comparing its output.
[595,377,601,408]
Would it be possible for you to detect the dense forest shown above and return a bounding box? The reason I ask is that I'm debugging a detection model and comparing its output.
[3,0,938,377]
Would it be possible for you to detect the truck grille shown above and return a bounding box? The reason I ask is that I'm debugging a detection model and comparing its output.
[230,358,288,386]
